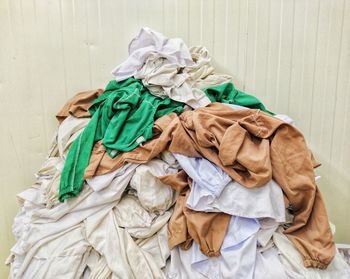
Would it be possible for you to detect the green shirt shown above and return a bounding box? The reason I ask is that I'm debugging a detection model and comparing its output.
[59,78,184,202]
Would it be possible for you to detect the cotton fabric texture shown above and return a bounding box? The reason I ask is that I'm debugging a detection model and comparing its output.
[59,78,183,202]
[7,27,342,278]
[84,102,335,268]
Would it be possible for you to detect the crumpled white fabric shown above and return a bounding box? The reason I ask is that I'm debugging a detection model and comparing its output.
[86,163,138,192]
[133,45,229,108]
[34,156,64,208]
[111,27,193,81]
[273,228,350,279]
[165,246,207,279]
[114,193,172,239]
[8,163,137,277]
[191,217,260,279]
[166,216,261,279]
[185,46,232,90]
[7,224,90,279]
[130,159,178,213]
[136,223,170,269]
[82,249,112,279]
[174,153,286,222]
[254,247,289,279]
[111,27,231,109]
[84,208,166,279]
[257,218,280,247]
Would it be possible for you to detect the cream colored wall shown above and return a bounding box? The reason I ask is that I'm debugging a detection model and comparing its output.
[1,0,349,277]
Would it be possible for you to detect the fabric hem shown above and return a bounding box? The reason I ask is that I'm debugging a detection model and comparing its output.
[303,259,327,269]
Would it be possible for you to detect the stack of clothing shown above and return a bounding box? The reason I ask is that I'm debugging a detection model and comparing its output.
[6,27,350,279]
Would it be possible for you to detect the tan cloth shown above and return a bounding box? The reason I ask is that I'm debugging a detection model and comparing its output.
[159,170,230,257]
[56,89,103,123]
[85,102,335,268]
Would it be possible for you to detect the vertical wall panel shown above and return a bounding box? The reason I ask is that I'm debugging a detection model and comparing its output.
[0,0,349,276]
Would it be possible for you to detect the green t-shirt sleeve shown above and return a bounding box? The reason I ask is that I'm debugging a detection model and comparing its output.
[203,82,274,115]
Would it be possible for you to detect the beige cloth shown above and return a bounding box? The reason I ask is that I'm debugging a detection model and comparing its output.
[136,224,171,269]
[83,249,112,279]
[130,159,178,213]
[114,193,172,239]
[7,224,90,279]
[84,208,166,279]
[135,46,231,109]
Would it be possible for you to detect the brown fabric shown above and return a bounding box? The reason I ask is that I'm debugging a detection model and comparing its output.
[56,89,104,123]
[84,113,198,178]
[159,170,230,257]
[85,102,335,268]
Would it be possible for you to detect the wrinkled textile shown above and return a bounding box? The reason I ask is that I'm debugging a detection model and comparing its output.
[59,78,183,201]
[113,28,272,109]
[159,170,231,257]
[56,89,103,123]
[253,247,289,279]
[273,229,350,278]
[130,159,177,213]
[134,52,211,109]
[134,45,230,109]
[57,115,90,159]
[114,193,172,239]
[7,224,90,279]
[9,163,136,275]
[85,208,165,279]
[136,223,171,269]
[204,82,274,114]
[85,103,335,268]
[111,27,193,82]
[174,153,285,222]
[82,250,112,279]
[111,27,208,108]
[191,216,260,279]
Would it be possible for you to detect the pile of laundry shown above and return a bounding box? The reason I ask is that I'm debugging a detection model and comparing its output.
[6,27,350,279]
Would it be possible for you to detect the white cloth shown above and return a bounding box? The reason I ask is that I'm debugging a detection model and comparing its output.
[253,247,288,279]
[86,163,138,192]
[9,164,137,276]
[174,153,286,222]
[8,224,90,279]
[130,159,177,213]
[111,27,216,109]
[166,216,260,279]
[257,218,280,248]
[111,27,193,81]
[136,224,170,269]
[85,208,166,279]
[165,247,207,279]
[273,228,350,279]
[82,249,112,279]
[114,193,172,239]
[191,217,260,279]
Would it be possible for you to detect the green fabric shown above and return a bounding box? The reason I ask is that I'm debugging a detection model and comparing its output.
[203,82,274,115]
[59,78,184,202]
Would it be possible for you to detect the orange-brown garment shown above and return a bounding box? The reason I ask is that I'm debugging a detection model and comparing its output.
[159,170,231,257]
[84,113,197,178]
[56,89,104,123]
[84,102,335,268]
